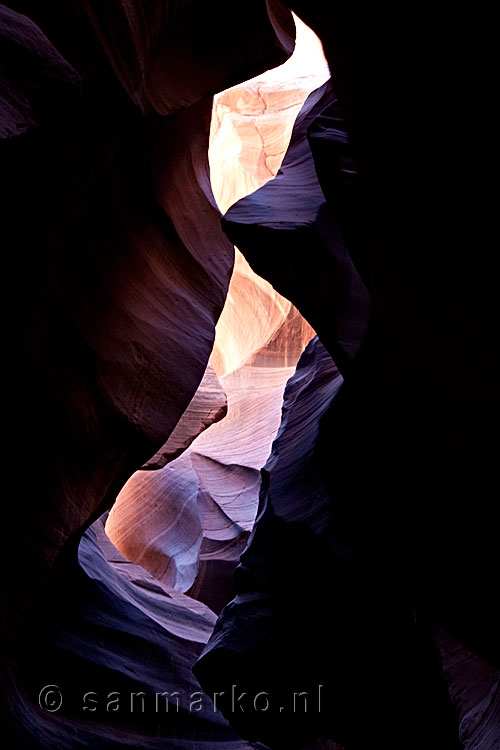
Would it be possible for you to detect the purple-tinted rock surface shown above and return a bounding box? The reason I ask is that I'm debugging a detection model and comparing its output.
[1,2,499,749]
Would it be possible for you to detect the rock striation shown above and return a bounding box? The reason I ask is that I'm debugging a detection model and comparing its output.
[1,2,499,750]
[106,29,318,609]
[1,1,297,747]
[105,247,314,598]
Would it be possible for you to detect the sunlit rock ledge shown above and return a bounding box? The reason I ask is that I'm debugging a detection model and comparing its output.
[210,14,330,215]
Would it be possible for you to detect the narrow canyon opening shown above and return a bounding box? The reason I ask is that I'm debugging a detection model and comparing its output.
[101,14,330,613]
[6,3,499,750]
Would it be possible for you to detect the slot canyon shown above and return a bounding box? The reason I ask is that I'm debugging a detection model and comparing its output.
[1,3,499,750]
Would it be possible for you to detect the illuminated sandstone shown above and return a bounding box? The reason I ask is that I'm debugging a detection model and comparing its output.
[106,13,324,591]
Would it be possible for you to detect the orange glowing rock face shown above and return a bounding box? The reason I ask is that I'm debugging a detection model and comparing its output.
[211,251,314,377]
[106,16,327,593]
[210,12,327,377]
[209,14,330,215]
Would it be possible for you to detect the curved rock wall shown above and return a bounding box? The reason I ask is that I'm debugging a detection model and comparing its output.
[2,2,499,750]
[1,2,297,747]
[195,4,500,750]
[106,21,319,606]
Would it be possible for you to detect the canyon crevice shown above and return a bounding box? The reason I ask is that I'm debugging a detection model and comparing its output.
[2,3,499,750]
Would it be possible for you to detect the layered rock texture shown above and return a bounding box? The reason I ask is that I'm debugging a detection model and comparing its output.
[106,27,318,602]
[209,14,329,215]
[2,2,499,750]
[106,251,314,597]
